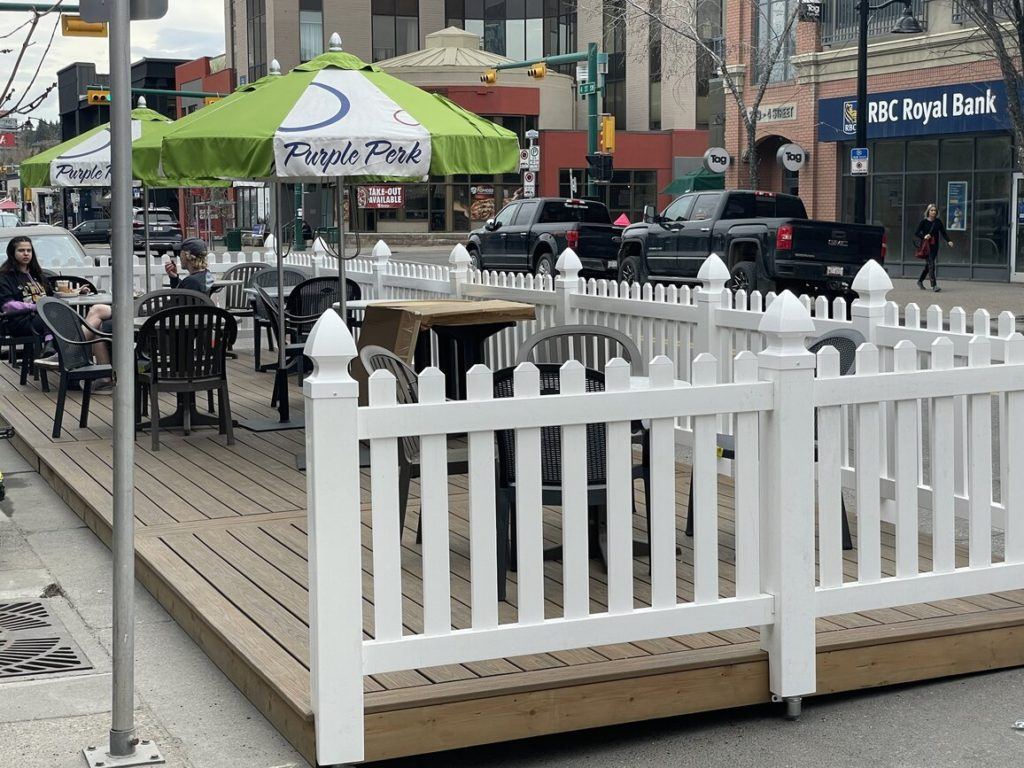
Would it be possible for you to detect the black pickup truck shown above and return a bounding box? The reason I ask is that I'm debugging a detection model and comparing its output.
[466,198,622,276]
[616,190,886,297]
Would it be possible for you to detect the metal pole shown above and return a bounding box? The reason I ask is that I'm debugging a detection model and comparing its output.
[586,42,599,199]
[336,177,346,319]
[293,182,304,251]
[273,182,289,422]
[854,0,869,225]
[142,186,151,291]
[108,0,138,756]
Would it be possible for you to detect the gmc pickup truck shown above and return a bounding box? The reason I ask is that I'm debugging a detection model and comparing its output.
[466,198,621,276]
[616,190,886,298]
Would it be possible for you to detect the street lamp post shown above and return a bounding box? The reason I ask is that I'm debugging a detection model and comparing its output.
[853,0,923,225]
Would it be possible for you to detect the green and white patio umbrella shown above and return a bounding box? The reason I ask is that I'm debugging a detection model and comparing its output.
[157,34,520,428]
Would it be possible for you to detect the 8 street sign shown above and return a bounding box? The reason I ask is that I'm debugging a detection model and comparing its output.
[578,82,598,97]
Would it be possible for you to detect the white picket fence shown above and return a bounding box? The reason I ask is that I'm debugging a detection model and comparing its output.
[301,277,1024,764]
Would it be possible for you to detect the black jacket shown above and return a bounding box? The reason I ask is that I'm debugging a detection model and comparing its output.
[0,270,52,311]
[169,269,213,294]
[915,218,950,257]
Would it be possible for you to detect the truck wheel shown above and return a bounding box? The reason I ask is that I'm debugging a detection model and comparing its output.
[618,254,646,285]
[466,246,481,271]
[534,251,554,277]
[728,261,757,293]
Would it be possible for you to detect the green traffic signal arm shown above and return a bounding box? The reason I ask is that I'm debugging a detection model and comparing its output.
[0,2,81,10]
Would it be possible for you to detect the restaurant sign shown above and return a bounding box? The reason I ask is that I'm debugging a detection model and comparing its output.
[357,185,404,209]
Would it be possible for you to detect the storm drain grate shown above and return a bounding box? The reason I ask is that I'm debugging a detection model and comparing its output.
[0,600,92,680]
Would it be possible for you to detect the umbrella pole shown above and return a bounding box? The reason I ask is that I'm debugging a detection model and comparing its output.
[143,185,151,291]
[274,181,289,423]
[336,176,346,319]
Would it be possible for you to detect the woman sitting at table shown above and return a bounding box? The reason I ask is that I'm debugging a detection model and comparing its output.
[165,238,214,294]
[0,236,57,360]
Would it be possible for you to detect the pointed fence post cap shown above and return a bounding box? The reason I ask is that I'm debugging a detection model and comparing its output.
[263,233,277,254]
[312,236,329,254]
[449,242,472,268]
[758,290,815,358]
[556,247,582,277]
[136,95,147,109]
[269,59,282,76]
[851,259,893,308]
[697,253,729,292]
[329,33,343,51]
[371,239,391,263]
[303,307,357,382]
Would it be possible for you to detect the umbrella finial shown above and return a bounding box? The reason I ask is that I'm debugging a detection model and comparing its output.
[329,33,343,51]
[136,95,147,109]
[269,59,282,76]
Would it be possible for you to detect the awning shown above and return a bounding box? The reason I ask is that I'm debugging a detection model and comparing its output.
[661,168,725,196]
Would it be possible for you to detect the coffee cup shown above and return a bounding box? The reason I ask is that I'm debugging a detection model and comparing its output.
[56,280,70,293]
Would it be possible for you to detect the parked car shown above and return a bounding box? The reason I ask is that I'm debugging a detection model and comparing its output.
[133,207,182,255]
[71,218,111,245]
[0,225,93,270]
[616,190,887,299]
[0,212,21,228]
[466,198,622,276]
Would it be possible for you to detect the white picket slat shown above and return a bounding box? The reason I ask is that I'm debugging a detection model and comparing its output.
[691,353,719,603]
[647,356,678,609]
[892,341,919,578]
[815,346,844,588]
[605,358,634,613]
[855,344,882,584]
[1006,335,1024,563]
[732,351,760,599]
[967,337,993,568]
[513,363,545,624]
[466,365,499,629]
[368,371,403,641]
[930,339,957,573]
[417,368,452,634]
[559,361,590,619]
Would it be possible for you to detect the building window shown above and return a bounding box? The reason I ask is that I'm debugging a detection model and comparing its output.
[447,0,575,61]
[245,0,267,83]
[300,0,324,62]
[755,0,795,84]
[372,0,419,61]
[558,168,657,222]
[649,0,661,130]
[603,0,626,126]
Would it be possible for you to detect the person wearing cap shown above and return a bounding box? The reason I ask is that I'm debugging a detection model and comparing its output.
[165,238,215,294]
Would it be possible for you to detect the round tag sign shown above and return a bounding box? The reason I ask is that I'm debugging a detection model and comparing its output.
[777,143,807,172]
[703,147,731,174]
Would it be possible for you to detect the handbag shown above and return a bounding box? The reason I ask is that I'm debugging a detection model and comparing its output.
[914,220,937,259]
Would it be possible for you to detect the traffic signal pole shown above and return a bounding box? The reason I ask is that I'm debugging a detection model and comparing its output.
[492,42,601,197]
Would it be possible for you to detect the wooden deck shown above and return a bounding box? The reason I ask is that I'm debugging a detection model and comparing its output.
[4,348,1024,765]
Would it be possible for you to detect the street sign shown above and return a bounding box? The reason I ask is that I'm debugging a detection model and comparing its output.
[851,147,869,176]
[0,133,16,148]
[0,117,16,131]
[80,0,168,22]
[703,147,730,174]
[799,1,822,21]
[777,143,807,172]
[519,148,529,170]
[523,170,536,198]
[528,144,540,172]
[578,82,598,97]
[570,175,577,196]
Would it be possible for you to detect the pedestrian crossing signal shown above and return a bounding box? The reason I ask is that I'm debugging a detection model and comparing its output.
[480,69,497,85]
[86,89,111,106]
[527,63,547,79]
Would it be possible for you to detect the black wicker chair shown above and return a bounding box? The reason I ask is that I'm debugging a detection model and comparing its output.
[45,275,98,295]
[134,288,213,317]
[36,298,112,438]
[493,364,651,599]
[358,344,469,543]
[250,267,308,371]
[685,329,864,550]
[135,305,236,451]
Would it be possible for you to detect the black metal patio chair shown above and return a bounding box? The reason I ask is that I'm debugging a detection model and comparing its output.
[134,305,237,451]
[134,288,213,317]
[0,311,44,387]
[250,267,308,371]
[286,276,361,341]
[35,298,112,439]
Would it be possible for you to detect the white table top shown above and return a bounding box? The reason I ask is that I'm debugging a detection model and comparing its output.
[58,292,112,306]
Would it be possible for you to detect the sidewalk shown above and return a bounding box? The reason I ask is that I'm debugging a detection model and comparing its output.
[888,277,1024,324]
[0,440,308,768]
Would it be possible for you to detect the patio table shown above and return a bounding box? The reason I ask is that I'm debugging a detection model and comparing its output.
[59,292,113,307]
[355,299,537,401]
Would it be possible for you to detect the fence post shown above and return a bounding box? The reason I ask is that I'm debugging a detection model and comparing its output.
[851,259,896,523]
[756,291,817,715]
[371,239,391,299]
[695,253,729,360]
[449,242,472,298]
[555,247,582,325]
[302,310,365,765]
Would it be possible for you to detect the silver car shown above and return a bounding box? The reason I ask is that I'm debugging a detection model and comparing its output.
[0,225,93,270]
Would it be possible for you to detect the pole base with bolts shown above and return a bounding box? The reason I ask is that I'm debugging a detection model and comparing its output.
[83,738,164,767]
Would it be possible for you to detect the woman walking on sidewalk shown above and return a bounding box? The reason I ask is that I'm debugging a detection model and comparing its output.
[914,203,953,292]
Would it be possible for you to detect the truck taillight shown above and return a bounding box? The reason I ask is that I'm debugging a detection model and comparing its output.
[880,232,887,262]
[566,230,579,250]
[776,224,793,251]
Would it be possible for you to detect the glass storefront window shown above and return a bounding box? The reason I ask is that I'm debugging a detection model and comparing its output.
[907,140,938,172]
[977,135,1013,169]
[973,199,1008,265]
[872,175,904,262]
[874,141,903,172]
[940,138,973,170]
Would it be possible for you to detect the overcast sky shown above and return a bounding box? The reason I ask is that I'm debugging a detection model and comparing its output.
[4,1,225,123]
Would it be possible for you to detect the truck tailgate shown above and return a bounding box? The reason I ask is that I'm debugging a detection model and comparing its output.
[789,221,884,263]
[577,224,622,260]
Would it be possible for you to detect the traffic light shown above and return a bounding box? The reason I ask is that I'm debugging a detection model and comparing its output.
[599,115,615,154]
[86,88,111,106]
[480,68,497,85]
[586,153,614,183]
[61,14,108,38]
[526,62,547,79]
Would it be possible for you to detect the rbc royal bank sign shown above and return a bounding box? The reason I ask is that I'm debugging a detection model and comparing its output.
[817,80,1013,142]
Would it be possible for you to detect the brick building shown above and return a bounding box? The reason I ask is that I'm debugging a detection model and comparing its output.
[724,0,1022,281]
